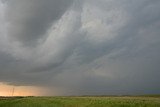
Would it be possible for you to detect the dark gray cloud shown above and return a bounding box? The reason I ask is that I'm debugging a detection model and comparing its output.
[0,0,160,95]
[6,0,73,46]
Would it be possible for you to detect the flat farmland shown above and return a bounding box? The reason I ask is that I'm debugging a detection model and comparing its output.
[0,96,160,107]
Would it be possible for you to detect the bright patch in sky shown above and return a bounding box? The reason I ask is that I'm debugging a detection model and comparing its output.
[0,83,46,96]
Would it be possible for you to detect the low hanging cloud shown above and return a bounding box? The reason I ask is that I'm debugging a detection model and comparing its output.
[6,0,73,46]
[0,0,160,95]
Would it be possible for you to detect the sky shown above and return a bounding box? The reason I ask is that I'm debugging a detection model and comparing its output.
[0,0,160,96]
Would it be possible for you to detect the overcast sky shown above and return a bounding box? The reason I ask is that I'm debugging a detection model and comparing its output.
[0,0,160,95]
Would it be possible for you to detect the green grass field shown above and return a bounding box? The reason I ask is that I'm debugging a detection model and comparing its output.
[0,96,160,107]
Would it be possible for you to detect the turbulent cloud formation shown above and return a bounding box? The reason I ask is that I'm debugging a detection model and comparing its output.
[6,0,73,46]
[0,0,160,95]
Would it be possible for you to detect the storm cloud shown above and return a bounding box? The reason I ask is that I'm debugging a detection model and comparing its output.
[6,0,73,46]
[0,0,160,95]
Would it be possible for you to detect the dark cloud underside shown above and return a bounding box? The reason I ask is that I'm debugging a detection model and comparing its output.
[0,0,160,95]
[6,0,73,46]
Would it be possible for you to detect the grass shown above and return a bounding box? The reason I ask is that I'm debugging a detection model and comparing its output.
[0,96,160,107]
